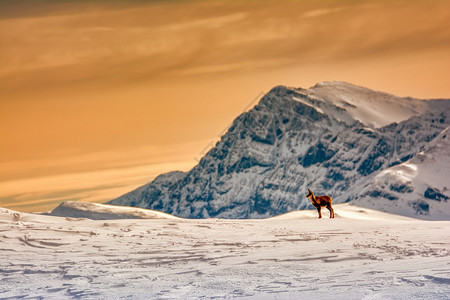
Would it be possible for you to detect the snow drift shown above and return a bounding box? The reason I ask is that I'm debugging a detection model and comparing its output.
[49,201,180,220]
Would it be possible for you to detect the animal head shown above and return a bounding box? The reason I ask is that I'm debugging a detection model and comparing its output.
[306,189,313,198]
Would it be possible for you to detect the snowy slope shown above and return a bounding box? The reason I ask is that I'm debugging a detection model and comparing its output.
[307,81,429,128]
[108,81,450,219]
[271,203,414,221]
[48,201,180,220]
[1,205,450,299]
[352,127,450,220]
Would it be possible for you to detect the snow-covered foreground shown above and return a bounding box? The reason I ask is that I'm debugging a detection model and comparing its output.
[1,204,450,299]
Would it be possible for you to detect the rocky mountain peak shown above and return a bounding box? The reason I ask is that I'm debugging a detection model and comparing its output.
[108,82,450,219]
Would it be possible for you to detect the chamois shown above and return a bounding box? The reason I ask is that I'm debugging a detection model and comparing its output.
[306,189,334,219]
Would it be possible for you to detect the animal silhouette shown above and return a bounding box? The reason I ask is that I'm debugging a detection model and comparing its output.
[306,189,334,218]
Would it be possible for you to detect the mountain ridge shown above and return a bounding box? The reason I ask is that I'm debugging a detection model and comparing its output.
[108,81,450,219]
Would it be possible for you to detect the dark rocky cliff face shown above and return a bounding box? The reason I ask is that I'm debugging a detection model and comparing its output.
[108,82,450,219]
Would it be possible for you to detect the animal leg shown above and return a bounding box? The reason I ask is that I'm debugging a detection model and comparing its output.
[327,205,334,218]
[317,207,322,218]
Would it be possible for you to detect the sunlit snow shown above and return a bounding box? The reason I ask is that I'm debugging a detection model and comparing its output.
[1,204,449,299]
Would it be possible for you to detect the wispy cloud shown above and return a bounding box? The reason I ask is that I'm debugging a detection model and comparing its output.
[0,160,195,212]
[0,142,203,181]
[0,140,208,212]
[302,7,344,18]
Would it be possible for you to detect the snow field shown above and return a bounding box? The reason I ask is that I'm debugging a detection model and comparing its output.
[1,204,450,299]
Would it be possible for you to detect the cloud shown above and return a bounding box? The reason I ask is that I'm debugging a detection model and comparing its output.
[0,160,195,212]
[0,140,210,212]
[162,12,247,31]
[302,7,344,18]
[2,0,450,90]
[0,141,204,181]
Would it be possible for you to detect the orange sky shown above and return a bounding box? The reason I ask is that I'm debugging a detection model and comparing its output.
[1,0,449,212]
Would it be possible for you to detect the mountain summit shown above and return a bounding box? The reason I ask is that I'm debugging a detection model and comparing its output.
[108,81,450,219]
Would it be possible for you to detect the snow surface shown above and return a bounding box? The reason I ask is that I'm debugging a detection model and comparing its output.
[1,204,450,299]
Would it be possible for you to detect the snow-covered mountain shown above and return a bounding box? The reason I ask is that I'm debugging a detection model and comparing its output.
[108,81,450,219]
[354,127,450,220]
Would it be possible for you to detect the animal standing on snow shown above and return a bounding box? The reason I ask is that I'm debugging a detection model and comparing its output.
[306,189,335,219]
